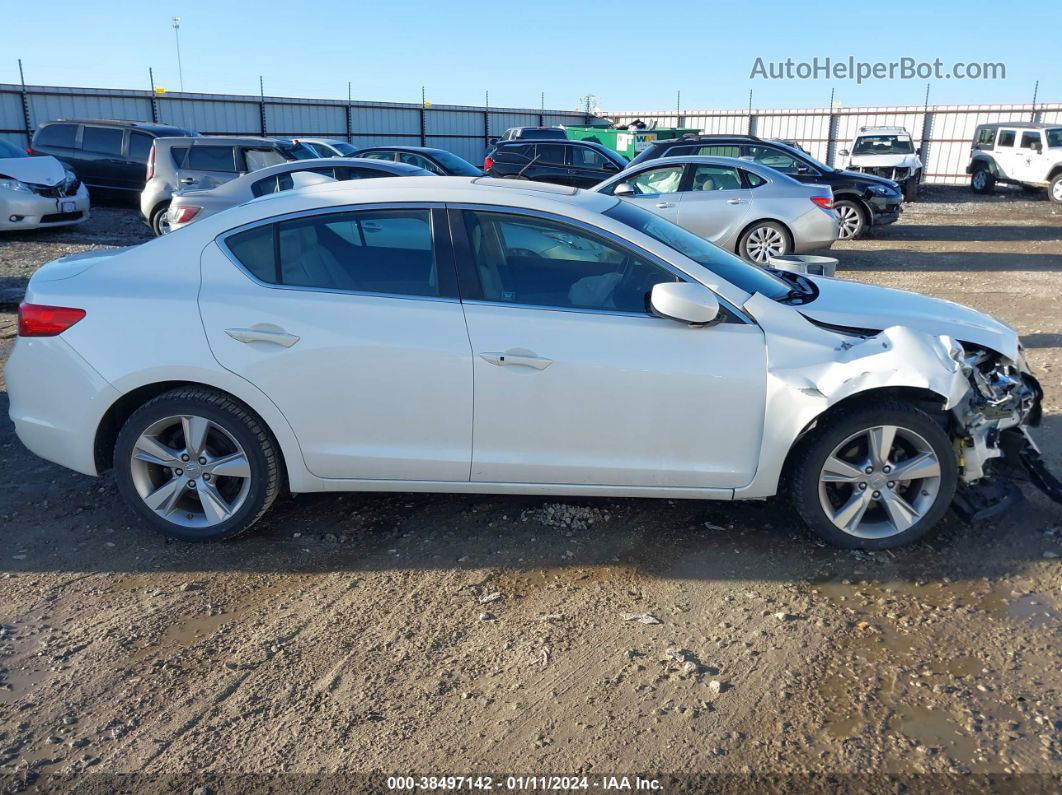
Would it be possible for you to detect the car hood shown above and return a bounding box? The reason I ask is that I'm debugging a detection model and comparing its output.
[849,153,917,168]
[832,168,899,188]
[0,155,67,186]
[798,276,1019,360]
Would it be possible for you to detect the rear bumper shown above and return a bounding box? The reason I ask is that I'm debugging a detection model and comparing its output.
[5,336,120,477]
[0,186,90,232]
[791,207,840,252]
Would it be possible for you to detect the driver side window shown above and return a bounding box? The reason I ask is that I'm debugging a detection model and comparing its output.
[746,145,802,175]
[462,211,677,314]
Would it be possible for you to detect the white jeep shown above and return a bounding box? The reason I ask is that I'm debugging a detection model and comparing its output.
[967,122,1062,203]
[840,126,923,201]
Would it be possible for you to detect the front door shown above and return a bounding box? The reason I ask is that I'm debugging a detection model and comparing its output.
[677,163,754,246]
[452,208,767,489]
[567,145,620,188]
[198,205,473,481]
[1013,130,1047,183]
[608,163,685,224]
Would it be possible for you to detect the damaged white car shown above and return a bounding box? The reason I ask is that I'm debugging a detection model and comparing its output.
[5,177,1054,549]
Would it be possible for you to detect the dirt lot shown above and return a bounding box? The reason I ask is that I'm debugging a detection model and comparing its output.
[0,190,1060,793]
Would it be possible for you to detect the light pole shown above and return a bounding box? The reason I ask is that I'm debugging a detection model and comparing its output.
[172,16,184,92]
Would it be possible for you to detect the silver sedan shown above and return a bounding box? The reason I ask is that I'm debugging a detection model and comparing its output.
[166,157,432,231]
[594,156,839,264]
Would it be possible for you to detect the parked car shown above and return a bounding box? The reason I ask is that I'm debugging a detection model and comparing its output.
[293,138,360,158]
[140,136,318,235]
[628,135,902,240]
[594,156,838,264]
[484,140,627,188]
[353,146,483,176]
[0,138,90,232]
[841,126,923,201]
[7,177,1050,550]
[30,119,198,198]
[967,123,1062,203]
[493,126,568,143]
[166,157,432,232]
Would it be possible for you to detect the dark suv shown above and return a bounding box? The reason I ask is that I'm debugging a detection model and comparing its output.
[629,134,902,239]
[484,140,626,188]
[30,119,199,197]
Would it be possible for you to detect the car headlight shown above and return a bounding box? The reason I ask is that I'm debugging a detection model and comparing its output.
[868,184,896,196]
[0,177,30,193]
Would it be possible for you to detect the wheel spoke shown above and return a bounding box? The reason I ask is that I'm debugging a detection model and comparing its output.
[143,477,184,516]
[831,489,872,531]
[133,436,181,467]
[889,452,941,482]
[822,455,866,483]
[209,452,251,479]
[181,416,211,457]
[867,425,897,469]
[880,492,920,533]
[196,481,233,525]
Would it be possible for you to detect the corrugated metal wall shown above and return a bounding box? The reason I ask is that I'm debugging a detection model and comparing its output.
[0,83,589,164]
[608,102,1062,185]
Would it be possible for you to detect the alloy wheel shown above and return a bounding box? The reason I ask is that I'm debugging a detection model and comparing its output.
[972,171,987,191]
[1053,180,1062,202]
[744,225,787,263]
[128,415,252,528]
[817,424,942,540]
[836,204,862,239]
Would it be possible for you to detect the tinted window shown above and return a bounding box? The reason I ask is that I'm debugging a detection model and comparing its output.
[169,146,189,168]
[34,123,77,148]
[331,142,359,156]
[129,132,153,162]
[244,148,287,171]
[0,139,27,158]
[250,168,337,197]
[997,131,1016,147]
[359,151,396,161]
[431,151,482,176]
[1047,129,1062,148]
[186,145,237,172]
[343,166,392,179]
[747,145,801,175]
[398,152,440,172]
[226,225,277,283]
[82,126,124,155]
[462,211,676,313]
[501,144,534,159]
[535,144,566,165]
[976,128,996,148]
[689,165,743,191]
[693,145,742,158]
[617,165,683,195]
[1020,132,1042,149]
[661,145,697,157]
[570,146,610,169]
[744,170,767,188]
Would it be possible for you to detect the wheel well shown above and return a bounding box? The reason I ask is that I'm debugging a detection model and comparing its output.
[833,194,870,221]
[778,386,948,488]
[1048,165,1062,181]
[150,200,170,220]
[93,381,286,479]
[735,217,793,254]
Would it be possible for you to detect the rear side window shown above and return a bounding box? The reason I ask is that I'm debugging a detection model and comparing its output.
[997,131,1016,148]
[398,152,441,173]
[81,126,124,155]
[186,145,237,172]
[225,209,439,298]
[743,170,767,188]
[693,145,742,158]
[129,132,153,162]
[690,165,743,191]
[243,148,287,171]
[501,144,534,159]
[535,144,566,165]
[359,151,396,161]
[34,123,77,148]
[570,147,610,169]
[1020,132,1042,149]
[169,146,189,167]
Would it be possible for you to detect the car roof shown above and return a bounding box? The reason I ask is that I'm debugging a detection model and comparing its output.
[295,137,350,145]
[355,145,451,155]
[619,155,803,183]
[246,157,428,181]
[976,122,1056,130]
[153,135,287,146]
[40,119,194,135]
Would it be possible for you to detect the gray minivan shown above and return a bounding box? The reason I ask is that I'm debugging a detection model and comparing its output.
[140,136,317,235]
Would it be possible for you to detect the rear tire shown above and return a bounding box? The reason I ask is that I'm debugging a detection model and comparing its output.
[113,387,282,542]
[737,221,790,264]
[789,401,957,550]
[970,168,995,194]
[150,203,171,236]
[834,200,867,240]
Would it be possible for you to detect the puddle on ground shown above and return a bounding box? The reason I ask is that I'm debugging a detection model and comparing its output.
[892,703,979,761]
[978,587,1059,629]
[0,666,52,705]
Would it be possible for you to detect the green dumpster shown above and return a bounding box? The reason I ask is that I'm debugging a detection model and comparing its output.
[563,126,700,160]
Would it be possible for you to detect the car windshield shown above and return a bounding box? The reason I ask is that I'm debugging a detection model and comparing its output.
[431,151,483,176]
[603,201,792,301]
[853,135,915,155]
[330,142,359,156]
[280,142,320,160]
[0,139,28,158]
[1047,129,1062,148]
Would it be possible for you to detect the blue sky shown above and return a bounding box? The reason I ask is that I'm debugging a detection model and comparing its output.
[8,0,1059,111]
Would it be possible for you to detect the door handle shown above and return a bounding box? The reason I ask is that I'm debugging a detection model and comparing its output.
[225,327,300,348]
[727,198,747,205]
[179,177,195,184]
[480,352,552,370]
[656,201,675,208]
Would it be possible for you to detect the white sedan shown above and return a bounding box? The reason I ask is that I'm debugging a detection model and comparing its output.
[5,177,1051,548]
[0,139,89,232]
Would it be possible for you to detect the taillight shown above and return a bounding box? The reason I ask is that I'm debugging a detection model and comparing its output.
[169,206,200,225]
[18,304,86,337]
[25,147,33,155]
[146,145,155,181]
[483,155,494,171]
[811,196,834,210]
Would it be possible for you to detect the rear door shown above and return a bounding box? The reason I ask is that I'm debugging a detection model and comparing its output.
[78,125,127,190]
[676,163,754,245]
[529,143,570,184]
[991,129,1021,179]
[176,144,241,191]
[198,205,473,481]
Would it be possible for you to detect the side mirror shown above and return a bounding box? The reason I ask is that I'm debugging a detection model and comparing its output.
[796,163,810,174]
[613,181,635,197]
[916,147,922,156]
[839,149,850,158]
[650,282,720,326]
[1032,142,1043,153]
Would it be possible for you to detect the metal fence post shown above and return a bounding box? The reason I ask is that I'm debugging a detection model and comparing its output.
[825,111,839,168]
[346,82,353,143]
[483,109,489,152]
[259,76,267,136]
[919,111,934,186]
[17,59,33,147]
[148,68,160,124]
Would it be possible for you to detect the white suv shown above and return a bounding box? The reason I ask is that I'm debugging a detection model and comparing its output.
[967,122,1062,203]
[840,126,923,201]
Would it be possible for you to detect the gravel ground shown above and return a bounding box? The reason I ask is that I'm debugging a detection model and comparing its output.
[0,188,1060,793]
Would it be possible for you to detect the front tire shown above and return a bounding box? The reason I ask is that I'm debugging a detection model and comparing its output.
[738,221,790,264]
[789,401,957,550]
[903,178,920,202]
[113,387,282,542]
[970,168,995,194]
[834,200,867,240]
[1050,173,1062,204]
